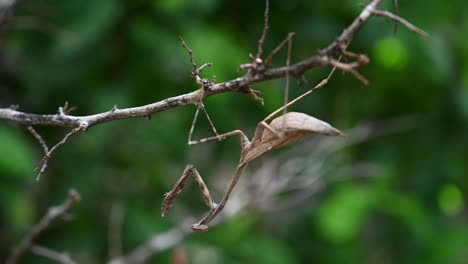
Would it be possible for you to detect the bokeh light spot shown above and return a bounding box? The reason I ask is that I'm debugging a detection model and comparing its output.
[438,184,464,215]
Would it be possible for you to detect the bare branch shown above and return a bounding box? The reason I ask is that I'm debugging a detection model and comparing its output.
[108,202,125,259]
[108,218,193,264]
[0,0,400,130]
[30,245,77,264]
[6,189,81,264]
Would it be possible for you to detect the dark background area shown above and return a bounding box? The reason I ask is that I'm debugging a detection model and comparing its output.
[1,0,467,263]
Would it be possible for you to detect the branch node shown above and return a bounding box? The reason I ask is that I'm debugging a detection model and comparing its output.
[58,102,77,116]
[68,189,81,202]
[297,75,308,85]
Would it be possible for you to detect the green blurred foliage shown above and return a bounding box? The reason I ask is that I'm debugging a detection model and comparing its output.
[1,0,468,263]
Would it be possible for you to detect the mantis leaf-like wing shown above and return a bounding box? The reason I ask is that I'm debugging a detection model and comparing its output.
[243,112,344,162]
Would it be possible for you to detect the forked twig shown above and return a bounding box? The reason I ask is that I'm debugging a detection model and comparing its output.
[179,38,221,145]
[35,125,85,180]
[179,36,213,84]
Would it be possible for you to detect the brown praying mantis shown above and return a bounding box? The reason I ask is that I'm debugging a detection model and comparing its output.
[161,62,345,231]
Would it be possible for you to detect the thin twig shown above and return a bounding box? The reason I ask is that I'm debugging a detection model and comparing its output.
[30,245,77,264]
[27,126,49,154]
[108,218,194,264]
[179,36,197,72]
[35,126,85,180]
[108,202,125,259]
[179,36,212,83]
[371,9,429,37]
[6,189,81,264]
[393,0,399,35]
[256,0,270,59]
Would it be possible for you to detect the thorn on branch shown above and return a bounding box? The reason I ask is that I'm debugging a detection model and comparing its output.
[58,101,77,116]
[297,75,308,85]
[144,114,152,120]
[9,104,20,110]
